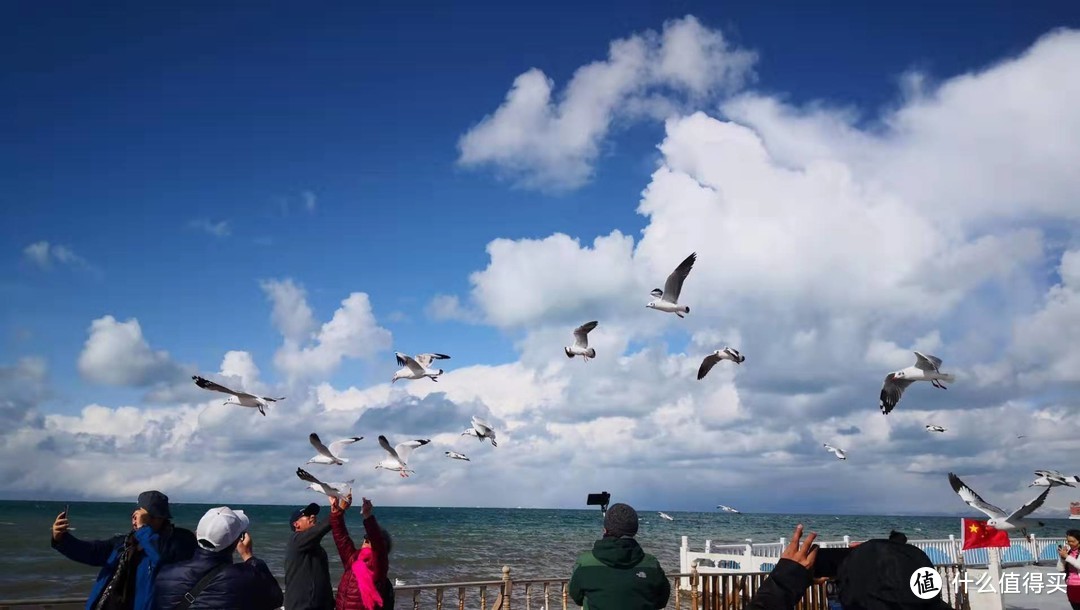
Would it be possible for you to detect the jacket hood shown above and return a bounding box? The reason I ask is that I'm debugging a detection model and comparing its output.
[591,536,645,568]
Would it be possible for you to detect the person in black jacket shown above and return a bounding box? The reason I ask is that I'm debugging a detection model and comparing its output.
[284,501,334,610]
[50,490,196,610]
[155,506,283,610]
[747,524,820,610]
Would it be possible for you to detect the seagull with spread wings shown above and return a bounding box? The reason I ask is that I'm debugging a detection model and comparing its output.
[445,451,470,461]
[564,321,598,361]
[375,435,431,478]
[306,433,363,466]
[948,472,1048,534]
[926,425,947,433]
[879,352,955,415]
[462,416,498,447]
[391,352,450,383]
[697,347,745,380]
[1030,470,1080,488]
[296,468,354,500]
[646,252,696,318]
[823,444,847,460]
[191,375,284,416]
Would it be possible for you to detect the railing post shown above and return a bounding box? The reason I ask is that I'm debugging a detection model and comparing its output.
[706,539,712,553]
[691,565,700,610]
[843,535,850,547]
[502,565,513,610]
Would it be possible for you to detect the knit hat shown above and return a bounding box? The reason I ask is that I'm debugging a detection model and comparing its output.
[604,503,639,538]
[136,490,172,520]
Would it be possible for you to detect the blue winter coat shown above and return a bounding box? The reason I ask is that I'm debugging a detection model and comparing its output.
[154,547,284,610]
[52,524,198,610]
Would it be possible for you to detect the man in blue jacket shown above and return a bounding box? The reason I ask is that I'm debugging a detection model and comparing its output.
[155,506,283,610]
[50,490,197,610]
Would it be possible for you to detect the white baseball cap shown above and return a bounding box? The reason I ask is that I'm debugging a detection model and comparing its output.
[196,507,250,552]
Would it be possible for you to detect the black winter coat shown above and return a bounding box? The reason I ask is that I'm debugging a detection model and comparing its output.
[154,547,284,610]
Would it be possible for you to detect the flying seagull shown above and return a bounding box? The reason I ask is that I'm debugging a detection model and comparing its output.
[564,321,598,361]
[948,472,1048,534]
[647,252,696,318]
[296,468,353,500]
[658,512,674,521]
[307,433,363,466]
[823,444,847,460]
[1030,470,1080,488]
[192,375,284,416]
[391,352,450,383]
[697,347,745,380]
[445,451,470,461]
[926,425,947,433]
[375,435,431,478]
[879,352,955,415]
[462,416,498,447]
[716,505,741,514]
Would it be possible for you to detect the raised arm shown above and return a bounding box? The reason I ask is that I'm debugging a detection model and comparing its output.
[50,510,118,567]
[361,498,388,581]
[747,525,817,610]
[330,495,358,569]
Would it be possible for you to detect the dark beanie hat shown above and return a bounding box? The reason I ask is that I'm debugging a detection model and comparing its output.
[137,490,172,520]
[604,503,639,538]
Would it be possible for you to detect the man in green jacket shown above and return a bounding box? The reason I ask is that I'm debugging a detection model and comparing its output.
[568,503,671,609]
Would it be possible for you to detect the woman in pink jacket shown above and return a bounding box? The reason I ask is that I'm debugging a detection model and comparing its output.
[1060,529,1080,610]
[329,494,393,610]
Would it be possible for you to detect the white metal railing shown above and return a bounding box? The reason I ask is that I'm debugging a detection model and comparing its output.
[680,534,1070,575]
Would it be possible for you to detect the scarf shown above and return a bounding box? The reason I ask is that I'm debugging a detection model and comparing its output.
[95,532,142,610]
[1067,548,1080,586]
[350,547,384,610]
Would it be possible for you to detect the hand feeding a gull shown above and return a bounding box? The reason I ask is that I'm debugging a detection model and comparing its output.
[697,347,745,380]
[462,416,498,447]
[926,425,947,433]
[392,352,450,383]
[192,375,284,416]
[376,435,431,478]
[646,252,696,318]
[948,472,1048,534]
[879,352,955,415]
[1030,470,1080,488]
[306,433,363,466]
[296,468,354,500]
[823,444,847,460]
[564,321,598,361]
[445,451,470,461]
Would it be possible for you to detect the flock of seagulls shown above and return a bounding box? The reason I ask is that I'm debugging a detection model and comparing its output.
[186,250,1062,522]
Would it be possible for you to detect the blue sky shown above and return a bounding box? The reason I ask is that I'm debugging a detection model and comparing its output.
[3,2,1080,513]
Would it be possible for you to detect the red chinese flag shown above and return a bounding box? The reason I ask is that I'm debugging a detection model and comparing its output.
[961,518,1010,550]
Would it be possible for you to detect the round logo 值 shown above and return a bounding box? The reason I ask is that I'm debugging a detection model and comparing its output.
[909,568,943,600]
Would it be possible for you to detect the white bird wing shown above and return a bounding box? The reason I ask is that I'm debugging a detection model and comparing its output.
[697,353,722,380]
[1007,486,1051,521]
[880,375,916,415]
[472,416,493,433]
[296,467,343,498]
[327,437,363,457]
[948,473,1008,519]
[573,321,598,348]
[661,253,696,303]
[394,439,431,463]
[415,353,450,368]
[1034,469,1064,479]
[192,375,243,397]
[378,435,401,463]
[395,352,425,375]
[309,433,336,459]
[913,351,943,372]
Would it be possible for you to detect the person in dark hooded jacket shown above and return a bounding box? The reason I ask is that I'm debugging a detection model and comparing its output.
[568,503,670,610]
[155,506,283,610]
[50,490,196,610]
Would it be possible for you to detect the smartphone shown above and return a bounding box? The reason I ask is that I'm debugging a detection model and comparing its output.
[812,548,854,579]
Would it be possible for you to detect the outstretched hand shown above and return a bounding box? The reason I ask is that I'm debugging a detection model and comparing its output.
[780,524,819,570]
[361,497,373,519]
[51,511,69,543]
